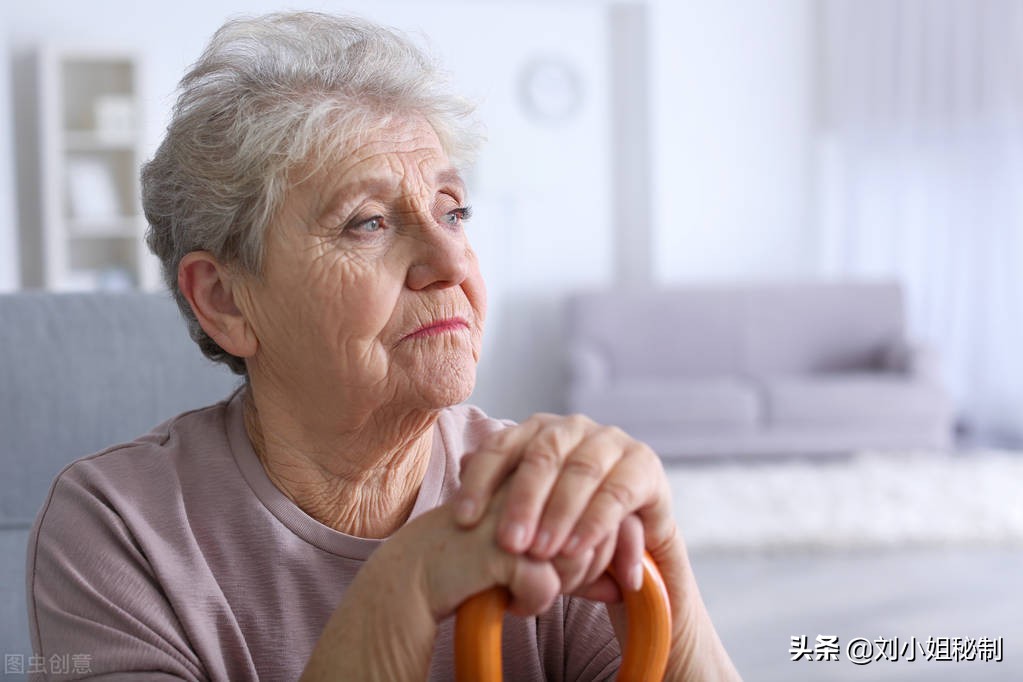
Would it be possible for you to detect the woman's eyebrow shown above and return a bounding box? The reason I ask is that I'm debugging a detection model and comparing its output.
[320,167,465,220]
[436,168,466,193]
[320,177,397,216]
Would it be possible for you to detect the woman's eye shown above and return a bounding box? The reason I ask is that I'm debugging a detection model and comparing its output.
[350,216,384,233]
[442,206,473,226]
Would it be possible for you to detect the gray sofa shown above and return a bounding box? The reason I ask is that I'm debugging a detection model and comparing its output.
[565,281,953,458]
[0,292,239,671]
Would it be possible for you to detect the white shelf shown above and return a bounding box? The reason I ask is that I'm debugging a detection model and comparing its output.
[21,46,159,291]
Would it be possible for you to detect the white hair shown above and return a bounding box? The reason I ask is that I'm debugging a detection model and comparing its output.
[142,11,483,374]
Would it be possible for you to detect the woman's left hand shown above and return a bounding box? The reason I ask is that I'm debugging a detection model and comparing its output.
[453,413,676,601]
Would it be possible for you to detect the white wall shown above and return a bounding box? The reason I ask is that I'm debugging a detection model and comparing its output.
[650,0,814,283]
[0,14,18,291]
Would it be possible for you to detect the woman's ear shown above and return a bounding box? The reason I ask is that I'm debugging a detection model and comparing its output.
[177,251,258,359]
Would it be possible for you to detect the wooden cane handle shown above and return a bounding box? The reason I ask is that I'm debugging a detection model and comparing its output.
[454,551,672,681]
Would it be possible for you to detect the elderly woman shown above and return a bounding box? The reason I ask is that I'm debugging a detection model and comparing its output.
[27,12,738,682]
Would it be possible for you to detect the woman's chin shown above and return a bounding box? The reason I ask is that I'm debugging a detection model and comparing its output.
[408,359,478,409]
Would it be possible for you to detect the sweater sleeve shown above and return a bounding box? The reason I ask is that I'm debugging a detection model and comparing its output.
[26,467,207,681]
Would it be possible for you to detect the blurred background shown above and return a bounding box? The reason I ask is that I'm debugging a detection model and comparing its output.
[1,1,1022,680]
[3,0,1023,444]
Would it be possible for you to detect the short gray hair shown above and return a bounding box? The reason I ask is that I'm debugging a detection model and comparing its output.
[142,11,482,375]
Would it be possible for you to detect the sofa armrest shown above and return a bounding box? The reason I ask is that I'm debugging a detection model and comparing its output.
[882,339,943,383]
[567,343,610,388]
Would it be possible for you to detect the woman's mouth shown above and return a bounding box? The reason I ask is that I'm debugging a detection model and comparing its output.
[403,317,470,341]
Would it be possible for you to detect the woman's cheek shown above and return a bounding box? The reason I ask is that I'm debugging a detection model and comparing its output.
[465,252,488,326]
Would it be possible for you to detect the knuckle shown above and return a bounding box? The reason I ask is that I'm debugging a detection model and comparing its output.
[474,441,502,460]
[573,516,610,545]
[625,440,660,467]
[487,427,518,450]
[595,480,637,513]
[521,446,561,470]
[534,426,565,452]
[598,424,627,442]
[562,456,606,481]
[567,413,595,430]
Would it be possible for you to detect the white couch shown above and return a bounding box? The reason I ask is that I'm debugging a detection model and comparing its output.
[565,281,953,458]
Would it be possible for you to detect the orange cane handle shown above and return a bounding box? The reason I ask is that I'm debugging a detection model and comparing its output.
[454,551,672,681]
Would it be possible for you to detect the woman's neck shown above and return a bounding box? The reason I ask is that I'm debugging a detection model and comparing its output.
[242,387,437,538]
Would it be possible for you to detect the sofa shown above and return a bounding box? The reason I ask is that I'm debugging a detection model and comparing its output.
[565,281,953,459]
[0,292,240,671]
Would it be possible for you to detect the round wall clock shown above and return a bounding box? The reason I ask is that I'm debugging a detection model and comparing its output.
[517,56,584,124]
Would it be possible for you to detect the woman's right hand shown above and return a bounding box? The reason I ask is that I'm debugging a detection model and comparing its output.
[375,488,567,619]
[301,489,590,681]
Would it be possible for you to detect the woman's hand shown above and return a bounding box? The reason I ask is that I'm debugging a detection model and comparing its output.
[301,486,585,682]
[453,413,677,600]
[451,414,743,681]
[388,489,565,619]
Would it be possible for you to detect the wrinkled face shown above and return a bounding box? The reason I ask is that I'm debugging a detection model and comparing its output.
[237,115,486,422]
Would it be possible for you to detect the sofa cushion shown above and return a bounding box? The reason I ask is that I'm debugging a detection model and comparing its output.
[570,378,761,430]
[744,281,906,375]
[642,426,953,458]
[567,289,745,379]
[764,375,952,428]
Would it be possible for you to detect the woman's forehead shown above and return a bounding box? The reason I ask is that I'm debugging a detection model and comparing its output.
[284,118,453,209]
[322,117,455,186]
[293,129,465,221]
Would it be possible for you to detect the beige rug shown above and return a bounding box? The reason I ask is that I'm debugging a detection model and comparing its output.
[667,451,1023,552]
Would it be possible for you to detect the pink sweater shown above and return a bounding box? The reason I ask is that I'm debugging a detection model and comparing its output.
[27,392,619,680]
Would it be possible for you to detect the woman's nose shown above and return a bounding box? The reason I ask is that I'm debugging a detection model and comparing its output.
[405,221,470,291]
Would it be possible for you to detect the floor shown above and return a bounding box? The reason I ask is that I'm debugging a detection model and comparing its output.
[690,546,1023,681]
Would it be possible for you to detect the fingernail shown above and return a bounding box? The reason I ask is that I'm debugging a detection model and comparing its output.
[564,534,582,556]
[628,563,643,592]
[505,523,528,552]
[455,498,476,524]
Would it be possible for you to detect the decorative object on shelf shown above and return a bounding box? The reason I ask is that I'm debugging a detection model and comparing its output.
[65,157,121,221]
[93,94,137,142]
[517,55,584,124]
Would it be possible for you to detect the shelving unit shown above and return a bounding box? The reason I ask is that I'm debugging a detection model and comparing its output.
[24,47,158,291]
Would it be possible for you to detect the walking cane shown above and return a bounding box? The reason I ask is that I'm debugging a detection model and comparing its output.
[455,551,672,681]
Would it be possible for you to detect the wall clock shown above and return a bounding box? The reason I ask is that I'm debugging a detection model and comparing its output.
[517,56,584,124]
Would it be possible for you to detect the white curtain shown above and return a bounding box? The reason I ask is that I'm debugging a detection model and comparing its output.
[817,0,1023,445]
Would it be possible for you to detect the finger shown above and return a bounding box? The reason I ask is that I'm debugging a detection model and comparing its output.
[453,417,547,526]
[528,425,629,559]
[561,518,641,603]
[505,556,561,617]
[562,442,664,559]
[494,415,592,553]
[432,486,559,619]
[612,514,645,593]
[548,531,614,596]
[582,532,617,588]
[550,546,595,595]
[572,574,623,604]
